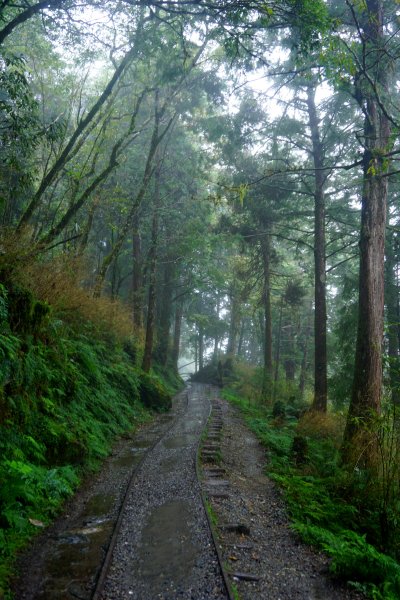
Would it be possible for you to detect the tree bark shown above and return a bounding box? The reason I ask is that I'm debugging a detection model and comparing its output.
[171,295,183,371]
[142,152,161,373]
[132,215,143,329]
[343,0,392,465]
[299,304,312,397]
[260,230,273,400]
[237,318,245,358]
[212,292,221,363]
[226,287,240,356]
[110,255,120,301]
[385,229,400,404]
[76,197,99,256]
[156,258,175,366]
[273,294,284,402]
[306,84,327,412]
[198,323,204,371]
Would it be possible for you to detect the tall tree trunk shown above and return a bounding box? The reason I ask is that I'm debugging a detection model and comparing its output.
[132,214,143,329]
[156,259,175,366]
[76,197,98,256]
[273,295,284,402]
[226,289,240,356]
[249,319,260,364]
[212,293,221,363]
[283,321,296,382]
[213,337,219,362]
[306,85,328,412]
[385,229,400,405]
[258,309,264,358]
[237,318,245,358]
[260,231,273,400]
[171,295,183,372]
[141,153,161,373]
[343,0,391,465]
[299,305,312,398]
[198,324,204,371]
[110,255,119,300]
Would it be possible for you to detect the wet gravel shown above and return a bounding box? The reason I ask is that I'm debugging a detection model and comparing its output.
[99,383,227,600]
[203,394,367,600]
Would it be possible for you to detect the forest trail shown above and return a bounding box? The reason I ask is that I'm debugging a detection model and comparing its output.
[14,384,365,600]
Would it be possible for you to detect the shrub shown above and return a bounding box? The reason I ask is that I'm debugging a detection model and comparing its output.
[294,523,400,600]
[139,372,172,412]
[272,400,286,419]
[297,410,345,447]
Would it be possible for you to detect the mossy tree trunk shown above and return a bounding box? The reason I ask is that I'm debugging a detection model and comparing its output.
[156,258,175,366]
[385,228,400,405]
[171,295,183,372]
[306,84,328,412]
[142,151,161,373]
[132,214,143,329]
[342,0,392,467]
[260,230,273,401]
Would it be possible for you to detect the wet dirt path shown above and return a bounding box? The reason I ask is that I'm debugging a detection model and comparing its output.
[14,384,228,599]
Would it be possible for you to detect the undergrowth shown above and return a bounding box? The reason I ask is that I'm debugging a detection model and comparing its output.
[0,263,176,598]
[223,388,400,600]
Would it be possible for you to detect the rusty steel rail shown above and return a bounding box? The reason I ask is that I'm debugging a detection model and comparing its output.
[195,385,235,600]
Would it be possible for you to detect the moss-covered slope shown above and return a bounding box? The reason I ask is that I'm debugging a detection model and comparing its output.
[0,279,174,597]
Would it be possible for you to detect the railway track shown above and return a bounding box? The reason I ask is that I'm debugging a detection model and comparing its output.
[95,382,231,600]
[16,384,232,600]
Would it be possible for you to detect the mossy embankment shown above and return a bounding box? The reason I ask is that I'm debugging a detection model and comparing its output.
[0,258,181,598]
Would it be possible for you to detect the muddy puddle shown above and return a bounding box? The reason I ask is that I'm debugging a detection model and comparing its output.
[163,432,198,448]
[135,500,199,591]
[33,492,117,599]
[159,453,181,472]
[111,444,149,467]
[81,493,116,517]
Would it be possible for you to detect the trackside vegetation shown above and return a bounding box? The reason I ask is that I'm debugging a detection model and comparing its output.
[223,375,400,600]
